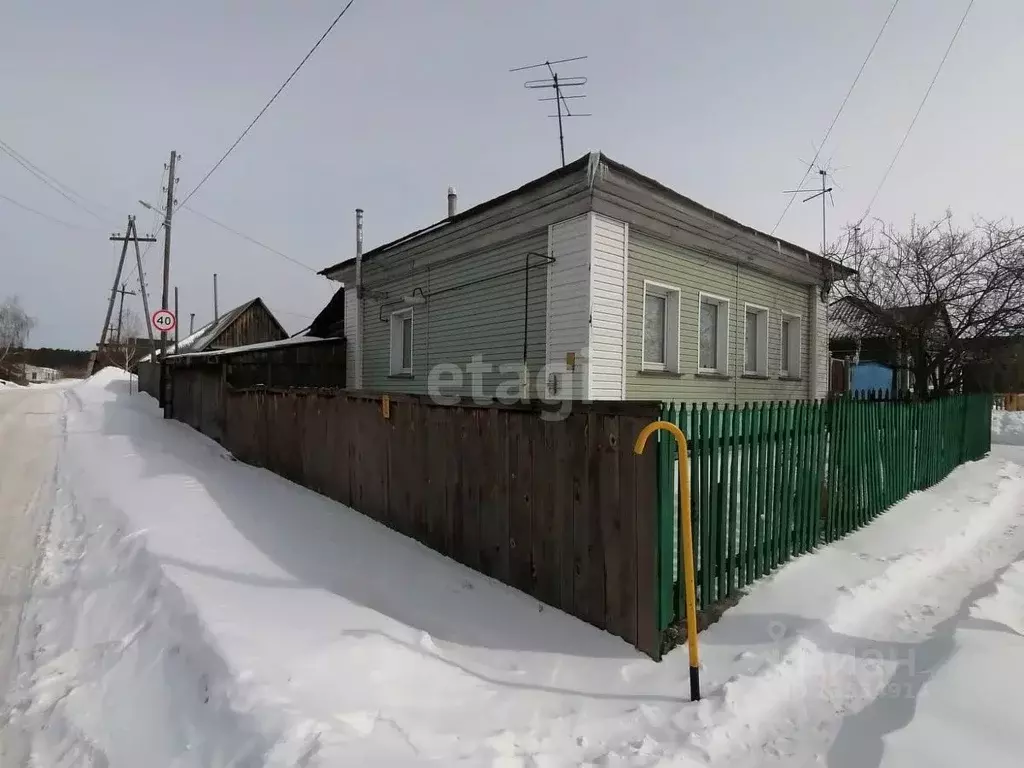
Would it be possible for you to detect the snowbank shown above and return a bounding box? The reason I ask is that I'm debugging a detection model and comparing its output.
[992,409,1024,446]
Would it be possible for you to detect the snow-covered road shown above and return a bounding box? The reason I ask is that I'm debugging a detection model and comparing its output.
[0,384,65,763]
[1,373,1023,767]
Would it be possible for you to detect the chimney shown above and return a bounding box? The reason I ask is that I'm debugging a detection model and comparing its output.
[447,186,457,218]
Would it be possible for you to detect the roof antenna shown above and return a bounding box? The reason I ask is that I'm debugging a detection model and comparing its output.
[510,55,591,167]
[783,162,838,257]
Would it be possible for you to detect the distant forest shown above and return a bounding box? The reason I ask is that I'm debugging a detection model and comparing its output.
[9,347,92,375]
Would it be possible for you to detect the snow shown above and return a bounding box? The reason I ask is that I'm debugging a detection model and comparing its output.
[4,369,1024,766]
[992,408,1024,446]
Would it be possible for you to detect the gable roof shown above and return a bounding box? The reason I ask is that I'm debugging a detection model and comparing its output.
[318,151,855,280]
[138,298,285,362]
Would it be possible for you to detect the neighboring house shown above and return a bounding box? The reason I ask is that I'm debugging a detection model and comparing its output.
[319,151,853,403]
[829,297,950,394]
[962,336,1024,394]
[23,364,60,382]
[137,298,288,397]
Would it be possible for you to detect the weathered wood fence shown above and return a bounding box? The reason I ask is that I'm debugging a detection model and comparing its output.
[172,384,664,657]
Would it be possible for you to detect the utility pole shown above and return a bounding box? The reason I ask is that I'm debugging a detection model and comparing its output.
[158,150,177,416]
[174,286,180,347]
[87,215,157,376]
[128,217,158,361]
[115,283,137,345]
[213,273,219,320]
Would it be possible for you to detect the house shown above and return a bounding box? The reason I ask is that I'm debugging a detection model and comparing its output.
[318,152,854,403]
[829,297,950,394]
[962,336,1024,394]
[137,297,288,397]
[23,364,60,382]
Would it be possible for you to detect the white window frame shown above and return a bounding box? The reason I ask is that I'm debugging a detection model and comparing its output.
[697,292,730,375]
[389,308,414,375]
[780,312,802,379]
[743,303,770,377]
[640,280,681,373]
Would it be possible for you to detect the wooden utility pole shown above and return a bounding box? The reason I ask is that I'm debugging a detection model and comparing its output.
[114,283,137,345]
[128,217,158,361]
[86,216,156,376]
[158,150,177,415]
[174,286,180,347]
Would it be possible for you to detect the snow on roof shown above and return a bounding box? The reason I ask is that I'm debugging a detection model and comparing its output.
[170,335,338,359]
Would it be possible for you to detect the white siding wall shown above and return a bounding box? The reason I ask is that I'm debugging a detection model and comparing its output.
[589,214,627,399]
[344,285,358,388]
[545,215,591,399]
[813,288,828,398]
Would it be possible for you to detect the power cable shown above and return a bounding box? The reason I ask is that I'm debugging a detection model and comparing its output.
[0,137,112,223]
[861,0,975,221]
[175,0,357,211]
[0,191,99,231]
[771,0,901,235]
[182,205,320,274]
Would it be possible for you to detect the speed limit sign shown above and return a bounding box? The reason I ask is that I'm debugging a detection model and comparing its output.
[152,308,177,333]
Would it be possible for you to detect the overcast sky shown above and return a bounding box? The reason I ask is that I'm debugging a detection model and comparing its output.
[1,0,1015,349]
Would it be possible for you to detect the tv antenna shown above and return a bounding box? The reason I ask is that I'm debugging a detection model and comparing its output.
[510,55,590,167]
[783,164,837,256]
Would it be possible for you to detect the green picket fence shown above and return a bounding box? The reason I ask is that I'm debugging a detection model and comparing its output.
[653,393,993,633]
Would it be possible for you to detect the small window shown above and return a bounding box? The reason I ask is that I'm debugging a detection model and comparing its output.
[744,305,769,376]
[698,294,729,374]
[390,309,413,375]
[642,282,681,372]
[781,314,801,378]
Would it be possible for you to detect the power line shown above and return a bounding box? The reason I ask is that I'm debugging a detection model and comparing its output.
[0,191,98,231]
[861,0,975,221]
[0,137,112,223]
[182,204,320,274]
[771,0,901,235]
[175,0,357,211]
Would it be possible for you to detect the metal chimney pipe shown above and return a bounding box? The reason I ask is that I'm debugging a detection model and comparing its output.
[447,186,457,218]
[354,208,364,389]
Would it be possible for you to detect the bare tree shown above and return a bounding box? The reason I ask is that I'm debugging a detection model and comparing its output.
[0,295,36,379]
[114,309,146,372]
[835,214,1024,394]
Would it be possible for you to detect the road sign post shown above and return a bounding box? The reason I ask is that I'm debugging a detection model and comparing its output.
[151,309,177,334]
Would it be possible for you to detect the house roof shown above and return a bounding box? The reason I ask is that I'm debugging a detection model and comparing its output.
[308,286,346,338]
[829,296,947,341]
[138,298,284,362]
[318,151,856,280]
[169,335,339,360]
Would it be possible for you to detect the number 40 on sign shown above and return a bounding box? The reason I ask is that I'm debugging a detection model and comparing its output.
[151,309,177,333]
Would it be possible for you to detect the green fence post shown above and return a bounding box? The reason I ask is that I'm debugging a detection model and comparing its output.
[726,404,740,599]
[738,403,752,589]
[755,403,769,576]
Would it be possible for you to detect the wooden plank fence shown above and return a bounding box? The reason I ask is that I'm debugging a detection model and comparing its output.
[653,393,993,635]
[182,385,664,657]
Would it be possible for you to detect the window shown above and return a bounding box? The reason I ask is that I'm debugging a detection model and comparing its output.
[642,281,680,372]
[389,309,413,375]
[781,313,801,378]
[744,304,769,376]
[698,294,730,374]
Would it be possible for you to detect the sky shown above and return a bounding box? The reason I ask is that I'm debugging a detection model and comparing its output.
[1,0,1017,349]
